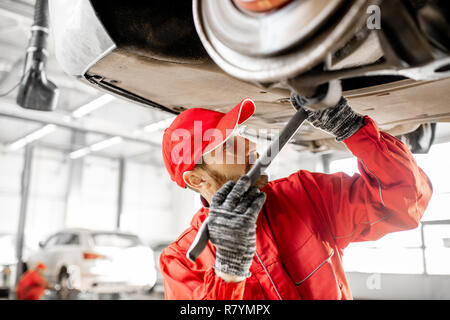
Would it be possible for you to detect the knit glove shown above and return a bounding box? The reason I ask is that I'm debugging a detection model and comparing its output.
[208,176,266,279]
[291,93,364,142]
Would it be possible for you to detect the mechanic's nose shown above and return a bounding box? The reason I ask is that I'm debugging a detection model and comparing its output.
[247,138,257,155]
[234,135,256,155]
[224,135,258,164]
[249,138,257,149]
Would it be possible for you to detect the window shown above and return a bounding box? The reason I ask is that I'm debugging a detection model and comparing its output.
[43,234,60,248]
[55,233,80,246]
[331,141,450,275]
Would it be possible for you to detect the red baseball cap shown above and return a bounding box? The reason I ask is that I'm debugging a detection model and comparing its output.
[35,263,47,270]
[162,98,255,188]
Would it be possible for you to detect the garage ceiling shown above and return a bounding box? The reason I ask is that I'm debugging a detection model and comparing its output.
[1,0,450,163]
[0,0,172,163]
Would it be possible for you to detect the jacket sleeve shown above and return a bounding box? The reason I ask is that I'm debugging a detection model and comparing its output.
[159,243,246,300]
[302,116,433,249]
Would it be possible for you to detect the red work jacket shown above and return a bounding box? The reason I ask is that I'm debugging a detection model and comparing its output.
[160,116,433,300]
[16,270,47,300]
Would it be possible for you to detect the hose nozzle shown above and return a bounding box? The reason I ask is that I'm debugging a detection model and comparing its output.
[16,0,58,111]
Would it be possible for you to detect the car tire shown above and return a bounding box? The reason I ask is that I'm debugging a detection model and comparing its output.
[57,268,72,300]
[22,262,28,274]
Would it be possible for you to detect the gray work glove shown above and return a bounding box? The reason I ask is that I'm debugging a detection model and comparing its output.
[208,176,266,279]
[291,93,364,142]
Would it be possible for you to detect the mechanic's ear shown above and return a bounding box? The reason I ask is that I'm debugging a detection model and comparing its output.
[183,171,206,192]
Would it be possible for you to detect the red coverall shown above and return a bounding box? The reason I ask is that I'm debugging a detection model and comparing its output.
[16,270,47,300]
[160,116,433,300]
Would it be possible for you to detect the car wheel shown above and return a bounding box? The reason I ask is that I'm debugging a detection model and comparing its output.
[57,269,72,300]
[21,262,28,274]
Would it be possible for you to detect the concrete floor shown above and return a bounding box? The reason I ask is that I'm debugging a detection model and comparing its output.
[44,284,165,300]
[1,284,165,300]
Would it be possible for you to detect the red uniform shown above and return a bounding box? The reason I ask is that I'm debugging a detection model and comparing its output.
[160,116,433,300]
[16,269,47,300]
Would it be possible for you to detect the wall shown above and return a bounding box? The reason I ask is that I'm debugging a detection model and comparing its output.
[0,145,197,252]
[0,147,23,235]
[121,160,197,245]
[347,272,450,300]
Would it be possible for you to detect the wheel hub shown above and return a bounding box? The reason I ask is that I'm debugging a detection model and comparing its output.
[193,0,373,83]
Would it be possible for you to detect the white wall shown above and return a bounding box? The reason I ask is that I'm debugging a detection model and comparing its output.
[0,147,69,251]
[347,272,450,300]
[0,147,23,234]
[121,161,197,245]
[65,155,118,231]
[0,145,198,251]
[27,148,68,247]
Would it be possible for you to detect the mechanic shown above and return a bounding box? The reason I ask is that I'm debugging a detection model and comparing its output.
[159,95,433,300]
[16,262,48,300]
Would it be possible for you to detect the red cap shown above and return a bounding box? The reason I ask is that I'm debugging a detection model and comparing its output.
[162,98,255,188]
[35,263,46,270]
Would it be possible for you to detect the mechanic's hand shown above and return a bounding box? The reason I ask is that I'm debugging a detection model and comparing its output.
[208,176,266,280]
[291,93,364,142]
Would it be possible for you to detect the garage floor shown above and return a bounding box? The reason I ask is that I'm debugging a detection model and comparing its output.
[42,283,164,300]
[0,285,165,300]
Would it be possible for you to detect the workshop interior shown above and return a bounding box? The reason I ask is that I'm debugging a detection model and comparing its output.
[0,0,449,300]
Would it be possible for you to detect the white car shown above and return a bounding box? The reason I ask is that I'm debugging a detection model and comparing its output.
[26,228,157,296]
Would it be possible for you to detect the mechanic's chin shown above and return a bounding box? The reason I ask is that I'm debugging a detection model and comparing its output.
[254,174,269,189]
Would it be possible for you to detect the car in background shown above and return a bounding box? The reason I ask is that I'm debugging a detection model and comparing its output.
[26,228,157,298]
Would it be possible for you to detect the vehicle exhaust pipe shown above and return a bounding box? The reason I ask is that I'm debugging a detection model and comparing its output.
[16,0,59,111]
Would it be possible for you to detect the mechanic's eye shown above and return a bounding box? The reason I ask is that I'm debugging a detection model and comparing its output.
[225,138,235,151]
[238,126,247,135]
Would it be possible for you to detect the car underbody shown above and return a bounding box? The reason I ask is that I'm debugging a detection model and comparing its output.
[49,0,450,153]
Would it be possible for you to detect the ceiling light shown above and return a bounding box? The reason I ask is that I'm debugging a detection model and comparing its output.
[143,117,176,133]
[90,136,123,152]
[69,136,123,160]
[68,147,91,160]
[71,94,115,119]
[5,124,56,151]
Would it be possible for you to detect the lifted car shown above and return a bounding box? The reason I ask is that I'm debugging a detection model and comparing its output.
[48,0,450,153]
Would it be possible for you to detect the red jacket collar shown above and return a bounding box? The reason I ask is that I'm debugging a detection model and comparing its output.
[190,206,209,230]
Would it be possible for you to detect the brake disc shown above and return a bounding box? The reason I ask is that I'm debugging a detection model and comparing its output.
[193,0,376,83]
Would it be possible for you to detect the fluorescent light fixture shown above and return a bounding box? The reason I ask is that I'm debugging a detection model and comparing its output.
[68,147,91,160]
[69,136,123,160]
[90,136,123,152]
[71,94,115,119]
[143,116,176,133]
[4,95,115,153]
[5,124,57,151]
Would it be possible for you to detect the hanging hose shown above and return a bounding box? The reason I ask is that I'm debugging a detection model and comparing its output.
[29,0,50,64]
[16,0,59,111]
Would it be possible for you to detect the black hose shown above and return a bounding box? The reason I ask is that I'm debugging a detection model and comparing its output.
[16,0,58,111]
[33,0,49,29]
[28,0,50,65]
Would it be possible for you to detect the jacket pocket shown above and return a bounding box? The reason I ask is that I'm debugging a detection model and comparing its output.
[282,235,341,300]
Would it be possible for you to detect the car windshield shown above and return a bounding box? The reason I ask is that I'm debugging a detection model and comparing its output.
[91,233,142,248]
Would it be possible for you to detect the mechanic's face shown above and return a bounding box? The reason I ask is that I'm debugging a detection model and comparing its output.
[201,134,268,191]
